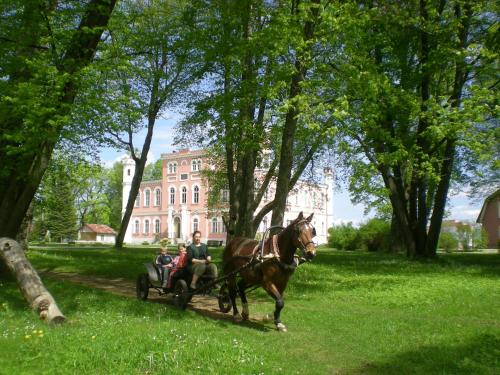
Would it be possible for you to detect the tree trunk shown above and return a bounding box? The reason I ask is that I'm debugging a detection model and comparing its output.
[271,0,320,227]
[0,238,65,324]
[115,116,156,249]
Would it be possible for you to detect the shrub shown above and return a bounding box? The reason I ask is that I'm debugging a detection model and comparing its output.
[438,232,458,252]
[327,223,360,251]
[358,218,391,252]
[141,241,150,246]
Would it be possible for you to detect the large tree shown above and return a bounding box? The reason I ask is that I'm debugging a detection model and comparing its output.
[75,0,199,248]
[0,0,117,322]
[178,0,338,238]
[330,0,498,257]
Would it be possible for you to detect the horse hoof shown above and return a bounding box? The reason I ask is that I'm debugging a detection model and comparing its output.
[233,314,243,323]
[276,323,287,332]
[262,314,273,323]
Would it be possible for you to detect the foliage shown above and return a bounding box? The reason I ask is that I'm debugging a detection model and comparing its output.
[327,223,360,251]
[439,232,459,252]
[30,157,78,242]
[1,246,498,374]
[143,160,163,181]
[358,218,391,252]
[104,161,123,231]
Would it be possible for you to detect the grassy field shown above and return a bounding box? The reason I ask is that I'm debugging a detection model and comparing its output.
[1,246,499,374]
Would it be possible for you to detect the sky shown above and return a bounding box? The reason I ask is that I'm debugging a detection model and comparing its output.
[100,117,484,226]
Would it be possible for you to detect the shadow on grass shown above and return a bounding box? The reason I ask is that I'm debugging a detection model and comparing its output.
[346,333,500,375]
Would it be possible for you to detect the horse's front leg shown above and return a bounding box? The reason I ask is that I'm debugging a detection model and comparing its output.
[263,283,287,332]
[228,276,242,322]
[237,279,249,320]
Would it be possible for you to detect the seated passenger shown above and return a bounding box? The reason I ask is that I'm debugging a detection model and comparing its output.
[187,230,218,290]
[167,244,187,288]
[155,246,173,288]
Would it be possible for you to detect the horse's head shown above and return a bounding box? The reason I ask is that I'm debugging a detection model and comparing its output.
[292,212,317,261]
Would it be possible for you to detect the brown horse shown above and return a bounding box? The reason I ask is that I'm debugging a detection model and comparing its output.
[222,212,317,331]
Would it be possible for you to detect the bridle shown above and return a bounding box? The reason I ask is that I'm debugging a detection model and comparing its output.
[294,219,316,257]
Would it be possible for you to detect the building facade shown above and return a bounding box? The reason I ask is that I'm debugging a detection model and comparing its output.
[123,149,333,245]
[476,189,500,249]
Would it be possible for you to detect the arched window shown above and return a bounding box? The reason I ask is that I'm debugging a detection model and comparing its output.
[145,189,150,207]
[134,220,140,233]
[181,186,187,204]
[211,217,218,233]
[155,219,160,234]
[144,219,150,234]
[193,217,199,232]
[127,169,131,176]
[170,187,175,205]
[155,189,161,206]
[193,185,199,204]
[135,192,140,207]
[197,160,201,171]
[192,159,198,171]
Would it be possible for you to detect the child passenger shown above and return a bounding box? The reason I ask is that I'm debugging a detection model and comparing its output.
[155,246,173,288]
[167,244,187,288]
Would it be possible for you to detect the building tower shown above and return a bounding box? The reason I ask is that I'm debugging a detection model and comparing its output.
[122,156,135,244]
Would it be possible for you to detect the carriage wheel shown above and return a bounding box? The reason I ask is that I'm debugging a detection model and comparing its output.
[218,283,232,313]
[136,273,150,300]
[173,279,191,309]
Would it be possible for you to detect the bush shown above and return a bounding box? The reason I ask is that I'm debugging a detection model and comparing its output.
[358,218,391,252]
[327,223,360,251]
[141,241,150,246]
[438,232,459,252]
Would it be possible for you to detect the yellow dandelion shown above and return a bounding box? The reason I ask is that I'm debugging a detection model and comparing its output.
[91,335,96,340]
[38,330,43,334]
[24,335,31,339]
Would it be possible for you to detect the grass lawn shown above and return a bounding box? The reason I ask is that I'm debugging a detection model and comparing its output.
[1,246,499,374]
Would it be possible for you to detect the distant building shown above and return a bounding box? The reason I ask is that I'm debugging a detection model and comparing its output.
[476,189,500,248]
[122,149,334,245]
[78,224,117,244]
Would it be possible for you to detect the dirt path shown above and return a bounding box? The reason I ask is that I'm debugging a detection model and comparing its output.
[40,270,272,329]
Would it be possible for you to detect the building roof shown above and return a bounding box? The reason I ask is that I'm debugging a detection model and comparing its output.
[476,189,500,223]
[81,224,117,235]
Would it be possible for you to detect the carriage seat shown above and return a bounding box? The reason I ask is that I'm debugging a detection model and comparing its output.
[144,262,162,282]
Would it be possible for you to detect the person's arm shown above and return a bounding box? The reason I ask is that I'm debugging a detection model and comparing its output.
[204,244,212,263]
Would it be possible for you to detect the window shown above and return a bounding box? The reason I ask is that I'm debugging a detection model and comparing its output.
[221,189,229,203]
[127,169,131,176]
[192,159,201,171]
[145,189,150,207]
[170,187,175,205]
[263,217,268,232]
[144,219,150,234]
[180,173,188,180]
[193,218,199,232]
[134,220,140,233]
[135,192,140,207]
[155,219,160,234]
[211,217,218,233]
[264,188,269,201]
[181,186,187,204]
[155,189,161,206]
[168,162,177,174]
[193,185,199,204]
[100,235,104,241]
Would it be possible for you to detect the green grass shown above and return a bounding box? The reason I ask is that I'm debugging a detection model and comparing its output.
[1,246,499,374]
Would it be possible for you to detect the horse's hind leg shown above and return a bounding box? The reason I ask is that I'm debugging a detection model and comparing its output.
[237,279,249,320]
[228,276,242,322]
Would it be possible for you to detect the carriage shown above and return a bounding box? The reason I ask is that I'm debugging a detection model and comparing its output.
[135,261,232,312]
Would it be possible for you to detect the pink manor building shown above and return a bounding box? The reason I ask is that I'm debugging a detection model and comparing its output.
[122,149,333,245]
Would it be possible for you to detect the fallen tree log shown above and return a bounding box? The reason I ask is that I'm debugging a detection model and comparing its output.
[0,238,65,324]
